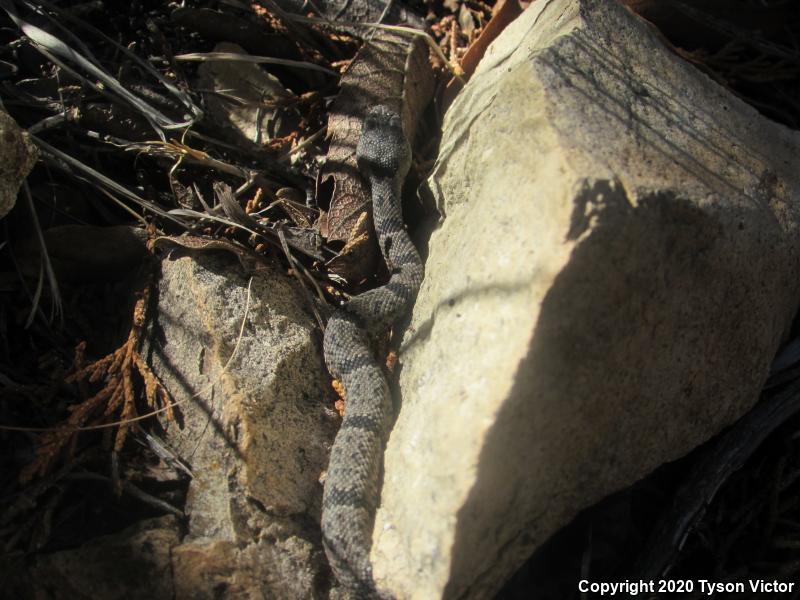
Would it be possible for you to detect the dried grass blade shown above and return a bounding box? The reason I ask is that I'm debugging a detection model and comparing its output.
[174,51,338,76]
[21,181,62,328]
[281,14,463,81]
[167,208,262,237]
[0,1,193,132]
[33,136,187,228]
[26,0,201,121]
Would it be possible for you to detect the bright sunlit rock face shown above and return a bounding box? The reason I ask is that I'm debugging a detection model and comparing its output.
[372,1,800,598]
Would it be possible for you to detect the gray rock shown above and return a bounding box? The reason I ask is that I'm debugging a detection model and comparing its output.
[371,0,800,598]
[10,516,181,600]
[172,530,321,600]
[148,252,338,598]
[0,107,37,218]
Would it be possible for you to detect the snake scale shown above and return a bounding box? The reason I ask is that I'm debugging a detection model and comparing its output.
[321,106,423,598]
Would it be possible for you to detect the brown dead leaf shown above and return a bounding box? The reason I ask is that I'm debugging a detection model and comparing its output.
[326,211,372,282]
[282,0,426,33]
[274,188,316,228]
[195,42,295,149]
[151,234,266,273]
[321,32,434,283]
[441,0,524,111]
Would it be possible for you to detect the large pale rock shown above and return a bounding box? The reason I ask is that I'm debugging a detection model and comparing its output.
[148,253,338,598]
[372,0,800,598]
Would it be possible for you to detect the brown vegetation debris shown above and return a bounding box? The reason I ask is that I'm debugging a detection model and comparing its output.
[332,379,347,417]
[20,285,173,483]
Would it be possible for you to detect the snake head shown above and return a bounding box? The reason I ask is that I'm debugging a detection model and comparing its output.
[356,106,411,182]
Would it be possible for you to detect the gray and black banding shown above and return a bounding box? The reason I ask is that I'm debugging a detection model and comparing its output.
[321,106,423,598]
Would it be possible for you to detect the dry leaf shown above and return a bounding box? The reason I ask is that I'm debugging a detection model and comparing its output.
[321,32,434,282]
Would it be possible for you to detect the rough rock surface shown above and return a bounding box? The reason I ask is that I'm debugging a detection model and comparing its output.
[0,107,37,218]
[148,252,339,598]
[3,516,181,600]
[371,0,800,598]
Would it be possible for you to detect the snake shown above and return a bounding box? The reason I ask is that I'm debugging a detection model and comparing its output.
[321,106,424,598]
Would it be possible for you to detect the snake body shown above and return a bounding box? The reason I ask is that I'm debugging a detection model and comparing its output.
[321,106,423,597]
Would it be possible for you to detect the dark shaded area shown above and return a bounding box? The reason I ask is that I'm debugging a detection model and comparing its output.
[500,384,800,600]
[0,0,336,579]
[625,0,800,129]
